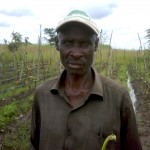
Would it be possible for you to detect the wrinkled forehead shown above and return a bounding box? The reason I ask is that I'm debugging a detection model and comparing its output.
[57,22,96,36]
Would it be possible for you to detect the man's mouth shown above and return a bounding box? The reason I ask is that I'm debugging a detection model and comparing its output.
[67,61,83,69]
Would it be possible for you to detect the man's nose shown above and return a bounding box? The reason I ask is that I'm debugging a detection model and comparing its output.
[70,48,83,58]
[70,43,83,58]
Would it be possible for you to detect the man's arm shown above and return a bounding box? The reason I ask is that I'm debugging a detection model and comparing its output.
[29,93,41,150]
[120,91,142,150]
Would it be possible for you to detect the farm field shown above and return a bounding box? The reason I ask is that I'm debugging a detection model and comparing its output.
[0,44,150,149]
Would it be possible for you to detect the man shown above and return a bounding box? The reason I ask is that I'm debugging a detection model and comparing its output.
[30,10,142,150]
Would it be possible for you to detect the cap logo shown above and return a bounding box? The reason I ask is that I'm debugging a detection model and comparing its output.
[56,10,99,35]
[65,10,90,20]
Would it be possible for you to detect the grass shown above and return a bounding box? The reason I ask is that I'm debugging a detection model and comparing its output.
[0,102,17,130]
[0,93,33,131]
[0,82,33,100]
[0,94,33,150]
[2,119,30,150]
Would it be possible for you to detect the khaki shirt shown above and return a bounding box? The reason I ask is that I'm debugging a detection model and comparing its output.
[30,68,142,150]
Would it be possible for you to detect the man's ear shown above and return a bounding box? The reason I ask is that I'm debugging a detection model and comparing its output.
[55,35,59,51]
[94,37,99,51]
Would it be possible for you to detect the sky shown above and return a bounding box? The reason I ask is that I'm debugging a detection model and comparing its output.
[0,0,150,49]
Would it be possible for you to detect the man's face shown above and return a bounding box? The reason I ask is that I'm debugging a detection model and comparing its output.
[56,25,98,76]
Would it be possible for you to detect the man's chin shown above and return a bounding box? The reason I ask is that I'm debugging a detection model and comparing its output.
[67,68,85,76]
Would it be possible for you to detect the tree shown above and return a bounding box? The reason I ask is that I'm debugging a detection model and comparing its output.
[145,28,150,49]
[8,31,22,52]
[24,37,29,46]
[3,39,7,44]
[44,28,56,45]
[11,31,22,43]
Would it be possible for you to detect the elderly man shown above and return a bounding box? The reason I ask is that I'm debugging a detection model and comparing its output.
[30,10,142,150]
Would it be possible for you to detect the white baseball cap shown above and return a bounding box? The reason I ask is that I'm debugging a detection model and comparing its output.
[56,10,99,35]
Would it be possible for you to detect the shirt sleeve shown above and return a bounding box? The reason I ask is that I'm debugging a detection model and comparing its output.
[120,90,142,150]
[29,92,41,150]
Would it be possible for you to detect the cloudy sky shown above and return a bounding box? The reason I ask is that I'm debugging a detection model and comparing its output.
[0,0,150,49]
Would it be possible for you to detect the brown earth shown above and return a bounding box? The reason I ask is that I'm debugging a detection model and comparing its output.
[132,79,150,150]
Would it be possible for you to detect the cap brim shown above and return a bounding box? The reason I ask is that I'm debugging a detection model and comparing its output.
[56,17,99,35]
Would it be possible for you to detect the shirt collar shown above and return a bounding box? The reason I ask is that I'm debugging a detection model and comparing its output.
[50,67,103,99]
[50,70,66,96]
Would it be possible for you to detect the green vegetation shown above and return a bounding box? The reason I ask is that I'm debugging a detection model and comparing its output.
[0,102,17,129]
[0,43,150,149]
[2,119,30,150]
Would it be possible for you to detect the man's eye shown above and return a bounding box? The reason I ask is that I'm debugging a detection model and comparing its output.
[81,42,90,47]
[64,41,72,46]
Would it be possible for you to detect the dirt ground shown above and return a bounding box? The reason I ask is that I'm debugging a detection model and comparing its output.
[132,79,150,150]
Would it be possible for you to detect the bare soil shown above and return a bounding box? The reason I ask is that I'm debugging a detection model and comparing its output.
[132,79,150,150]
